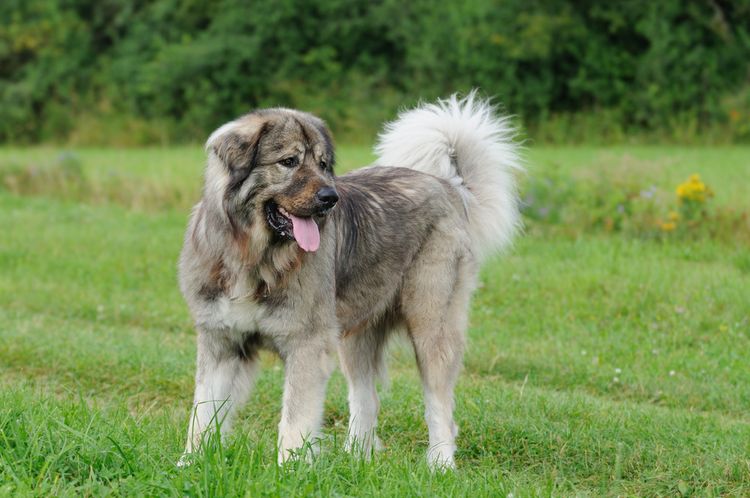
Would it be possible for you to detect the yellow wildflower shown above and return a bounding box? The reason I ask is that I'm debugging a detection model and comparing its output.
[660,221,677,232]
[668,211,679,221]
[676,174,713,203]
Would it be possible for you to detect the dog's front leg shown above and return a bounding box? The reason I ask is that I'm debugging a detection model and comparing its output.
[179,330,259,465]
[277,339,336,464]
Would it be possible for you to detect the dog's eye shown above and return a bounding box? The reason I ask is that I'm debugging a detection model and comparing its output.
[279,157,298,167]
[319,160,327,170]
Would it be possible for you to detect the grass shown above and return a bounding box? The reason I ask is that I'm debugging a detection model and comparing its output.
[0,145,749,496]
[2,145,749,210]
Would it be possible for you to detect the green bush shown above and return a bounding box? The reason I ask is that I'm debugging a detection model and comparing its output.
[1,0,750,144]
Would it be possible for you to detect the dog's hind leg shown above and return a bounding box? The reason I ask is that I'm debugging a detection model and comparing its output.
[179,330,259,465]
[338,323,388,457]
[402,246,476,470]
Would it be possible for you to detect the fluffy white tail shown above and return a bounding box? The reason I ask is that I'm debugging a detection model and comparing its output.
[374,91,523,260]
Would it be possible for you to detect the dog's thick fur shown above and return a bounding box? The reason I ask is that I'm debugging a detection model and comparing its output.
[178,92,522,469]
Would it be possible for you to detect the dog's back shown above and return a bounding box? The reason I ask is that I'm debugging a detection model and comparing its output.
[332,166,469,335]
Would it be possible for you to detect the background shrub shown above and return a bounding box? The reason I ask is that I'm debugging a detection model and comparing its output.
[1,0,749,144]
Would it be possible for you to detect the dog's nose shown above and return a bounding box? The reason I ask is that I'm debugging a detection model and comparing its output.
[316,186,339,210]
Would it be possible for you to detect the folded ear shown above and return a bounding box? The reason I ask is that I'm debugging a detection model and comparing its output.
[206,118,270,170]
[310,118,336,170]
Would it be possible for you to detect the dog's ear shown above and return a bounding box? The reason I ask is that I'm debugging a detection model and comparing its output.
[207,119,270,170]
[309,118,336,171]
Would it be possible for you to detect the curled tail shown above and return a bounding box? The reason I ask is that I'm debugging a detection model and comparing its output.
[374,91,524,260]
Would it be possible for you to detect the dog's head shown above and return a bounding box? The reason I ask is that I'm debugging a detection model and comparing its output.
[204,108,337,253]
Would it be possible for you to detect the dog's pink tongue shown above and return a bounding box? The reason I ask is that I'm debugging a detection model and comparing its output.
[288,214,320,252]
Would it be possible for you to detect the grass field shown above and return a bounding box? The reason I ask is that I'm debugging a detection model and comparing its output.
[1,145,749,496]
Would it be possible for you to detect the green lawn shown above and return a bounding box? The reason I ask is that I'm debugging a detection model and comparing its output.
[0,146,748,496]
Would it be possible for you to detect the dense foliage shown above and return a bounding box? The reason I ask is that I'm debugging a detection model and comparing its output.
[1,0,749,144]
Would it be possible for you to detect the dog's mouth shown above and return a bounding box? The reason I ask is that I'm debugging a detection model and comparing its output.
[265,201,320,252]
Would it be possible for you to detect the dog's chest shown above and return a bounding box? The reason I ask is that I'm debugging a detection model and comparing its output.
[194,276,267,335]
[215,296,265,334]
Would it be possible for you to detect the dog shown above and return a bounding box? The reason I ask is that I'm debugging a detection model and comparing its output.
[177,92,522,469]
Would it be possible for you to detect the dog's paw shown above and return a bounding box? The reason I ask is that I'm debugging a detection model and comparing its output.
[277,449,313,466]
[176,453,195,468]
[427,455,456,472]
[344,433,384,459]
[426,445,456,472]
[277,439,321,466]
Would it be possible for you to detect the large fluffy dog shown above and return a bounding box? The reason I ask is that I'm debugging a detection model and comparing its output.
[178,93,522,469]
